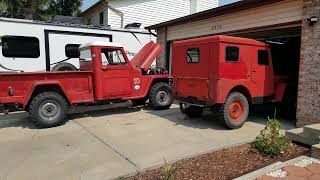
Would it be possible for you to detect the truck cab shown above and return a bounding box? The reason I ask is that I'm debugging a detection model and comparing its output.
[172,35,287,129]
[78,41,172,104]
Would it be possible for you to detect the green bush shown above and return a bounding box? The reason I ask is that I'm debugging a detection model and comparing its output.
[254,113,290,155]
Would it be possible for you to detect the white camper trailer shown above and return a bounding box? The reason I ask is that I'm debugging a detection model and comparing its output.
[0,18,155,72]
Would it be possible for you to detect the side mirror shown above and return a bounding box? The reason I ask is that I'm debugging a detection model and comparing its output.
[65,44,80,58]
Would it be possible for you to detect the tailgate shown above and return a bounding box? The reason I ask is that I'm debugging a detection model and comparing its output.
[174,76,209,101]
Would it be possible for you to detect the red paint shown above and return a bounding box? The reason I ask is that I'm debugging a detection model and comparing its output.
[172,35,288,105]
[0,43,170,108]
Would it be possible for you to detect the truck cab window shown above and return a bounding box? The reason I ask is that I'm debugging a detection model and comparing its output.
[2,36,40,58]
[79,49,92,61]
[101,48,127,66]
[258,50,269,65]
[225,46,239,62]
[186,48,199,63]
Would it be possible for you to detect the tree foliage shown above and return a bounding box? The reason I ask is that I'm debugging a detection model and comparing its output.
[0,0,83,20]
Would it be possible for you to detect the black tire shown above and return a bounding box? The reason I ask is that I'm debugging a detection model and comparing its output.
[29,92,68,128]
[149,82,173,110]
[52,63,77,71]
[179,103,188,113]
[219,92,249,129]
[131,97,148,106]
[184,105,204,118]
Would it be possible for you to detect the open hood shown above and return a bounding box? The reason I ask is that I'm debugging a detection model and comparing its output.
[130,41,162,71]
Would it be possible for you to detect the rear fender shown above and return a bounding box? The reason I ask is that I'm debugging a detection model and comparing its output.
[23,81,71,108]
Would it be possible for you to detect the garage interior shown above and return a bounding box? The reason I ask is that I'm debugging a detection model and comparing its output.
[233,26,302,120]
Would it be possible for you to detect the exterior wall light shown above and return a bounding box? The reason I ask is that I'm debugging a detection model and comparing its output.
[307,16,318,26]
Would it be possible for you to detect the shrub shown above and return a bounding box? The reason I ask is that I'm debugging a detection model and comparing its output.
[254,112,290,155]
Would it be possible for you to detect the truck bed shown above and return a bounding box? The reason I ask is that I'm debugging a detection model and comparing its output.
[0,71,94,106]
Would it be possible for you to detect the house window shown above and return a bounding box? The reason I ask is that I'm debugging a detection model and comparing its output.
[225,46,239,62]
[1,36,40,58]
[258,50,269,65]
[87,18,92,25]
[186,48,200,63]
[65,44,80,58]
[100,12,104,25]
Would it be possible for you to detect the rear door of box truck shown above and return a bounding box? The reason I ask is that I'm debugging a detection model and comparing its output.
[172,42,211,102]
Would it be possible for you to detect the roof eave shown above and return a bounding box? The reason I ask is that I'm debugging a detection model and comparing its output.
[80,0,109,16]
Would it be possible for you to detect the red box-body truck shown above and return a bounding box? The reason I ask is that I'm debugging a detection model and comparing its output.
[172,35,288,129]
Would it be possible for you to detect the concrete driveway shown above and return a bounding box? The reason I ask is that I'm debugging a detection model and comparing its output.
[0,103,295,180]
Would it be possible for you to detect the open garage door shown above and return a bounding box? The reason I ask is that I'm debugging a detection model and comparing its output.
[234,26,302,119]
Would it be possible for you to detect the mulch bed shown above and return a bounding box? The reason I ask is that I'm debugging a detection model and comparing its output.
[127,143,310,180]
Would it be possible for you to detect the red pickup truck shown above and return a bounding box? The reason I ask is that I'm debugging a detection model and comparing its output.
[0,41,173,128]
[172,35,289,129]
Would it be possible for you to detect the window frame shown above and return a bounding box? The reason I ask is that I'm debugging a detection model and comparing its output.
[258,50,269,65]
[99,11,104,25]
[225,46,240,63]
[1,35,40,58]
[101,48,127,66]
[186,48,200,64]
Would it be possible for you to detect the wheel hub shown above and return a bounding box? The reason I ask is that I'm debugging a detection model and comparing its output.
[228,100,244,122]
[40,102,58,119]
[156,90,169,104]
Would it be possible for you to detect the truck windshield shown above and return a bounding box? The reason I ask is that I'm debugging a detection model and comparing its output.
[80,49,92,61]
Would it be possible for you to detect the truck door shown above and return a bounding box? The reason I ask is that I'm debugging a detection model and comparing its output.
[251,48,274,97]
[172,44,210,102]
[100,48,131,98]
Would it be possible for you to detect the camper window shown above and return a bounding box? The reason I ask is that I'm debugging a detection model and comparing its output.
[1,36,40,58]
[65,44,80,58]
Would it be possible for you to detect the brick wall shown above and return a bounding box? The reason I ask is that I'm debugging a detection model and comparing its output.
[296,0,320,126]
[156,27,168,68]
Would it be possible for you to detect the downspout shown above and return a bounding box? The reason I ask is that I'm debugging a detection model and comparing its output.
[105,0,124,28]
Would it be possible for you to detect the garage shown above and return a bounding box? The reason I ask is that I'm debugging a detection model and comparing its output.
[146,0,320,126]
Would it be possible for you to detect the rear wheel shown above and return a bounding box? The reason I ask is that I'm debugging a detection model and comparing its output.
[29,92,68,128]
[219,92,249,129]
[149,82,173,110]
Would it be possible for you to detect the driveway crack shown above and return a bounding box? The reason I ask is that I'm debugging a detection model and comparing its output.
[73,121,138,168]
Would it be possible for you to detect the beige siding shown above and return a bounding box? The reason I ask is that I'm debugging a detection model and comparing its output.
[167,0,303,41]
[108,8,122,28]
[108,0,191,28]
[197,0,219,12]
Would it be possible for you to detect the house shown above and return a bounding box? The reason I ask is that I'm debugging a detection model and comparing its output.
[146,0,320,127]
[80,0,218,28]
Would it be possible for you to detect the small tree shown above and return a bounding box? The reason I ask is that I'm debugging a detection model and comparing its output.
[254,111,290,155]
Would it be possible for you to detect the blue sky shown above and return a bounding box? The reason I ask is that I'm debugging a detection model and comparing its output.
[81,0,240,11]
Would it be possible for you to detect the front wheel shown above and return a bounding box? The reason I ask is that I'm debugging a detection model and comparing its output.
[29,92,68,128]
[219,92,249,129]
[149,82,173,110]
